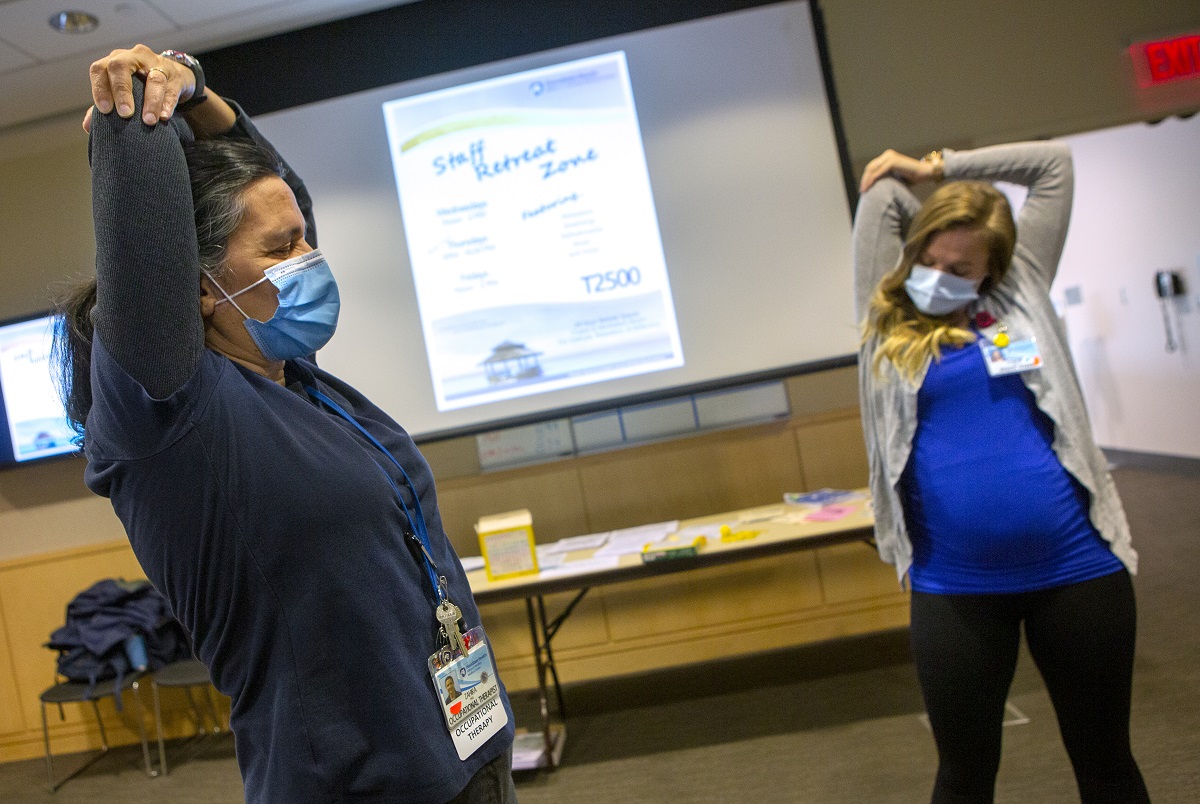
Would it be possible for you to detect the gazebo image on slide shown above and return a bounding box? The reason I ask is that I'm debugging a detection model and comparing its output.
[480,340,544,385]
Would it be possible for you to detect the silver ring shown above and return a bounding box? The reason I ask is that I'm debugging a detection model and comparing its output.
[147,67,168,80]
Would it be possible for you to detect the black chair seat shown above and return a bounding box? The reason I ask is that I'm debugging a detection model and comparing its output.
[40,672,143,704]
[39,671,155,791]
[152,658,210,688]
[150,658,225,775]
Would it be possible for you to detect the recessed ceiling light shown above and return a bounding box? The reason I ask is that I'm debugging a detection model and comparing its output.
[49,11,100,34]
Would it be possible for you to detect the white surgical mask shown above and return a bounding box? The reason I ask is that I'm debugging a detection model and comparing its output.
[904,265,980,316]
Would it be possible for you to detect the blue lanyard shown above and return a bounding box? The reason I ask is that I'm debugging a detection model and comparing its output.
[305,385,444,604]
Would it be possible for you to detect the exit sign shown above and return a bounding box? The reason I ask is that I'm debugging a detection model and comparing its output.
[1130,33,1200,87]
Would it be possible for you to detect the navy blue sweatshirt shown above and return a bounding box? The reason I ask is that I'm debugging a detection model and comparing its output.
[84,80,513,803]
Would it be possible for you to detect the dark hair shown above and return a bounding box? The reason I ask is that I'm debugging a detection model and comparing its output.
[51,279,97,443]
[53,138,285,440]
[186,139,285,277]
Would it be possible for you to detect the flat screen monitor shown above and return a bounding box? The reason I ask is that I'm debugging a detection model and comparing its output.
[250,0,858,442]
[0,313,78,468]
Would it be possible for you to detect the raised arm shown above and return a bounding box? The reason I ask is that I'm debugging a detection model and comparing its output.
[89,74,205,398]
[852,177,922,321]
[99,53,318,246]
[87,46,316,398]
[943,142,1073,287]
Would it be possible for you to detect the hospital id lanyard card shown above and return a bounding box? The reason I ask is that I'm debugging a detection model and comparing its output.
[978,335,1043,376]
[974,315,1043,377]
[428,601,508,760]
[305,385,507,757]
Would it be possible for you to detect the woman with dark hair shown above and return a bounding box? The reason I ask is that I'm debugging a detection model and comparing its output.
[855,145,1149,803]
[56,45,516,803]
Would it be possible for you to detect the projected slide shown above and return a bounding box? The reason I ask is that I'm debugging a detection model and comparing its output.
[0,317,76,462]
[382,51,683,411]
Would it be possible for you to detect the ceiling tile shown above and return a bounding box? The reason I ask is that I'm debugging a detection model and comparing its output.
[157,0,415,53]
[0,0,416,137]
[146,0,314,29]
[0,0,177,63]
[0,54,93,132]
[0,38,37,73]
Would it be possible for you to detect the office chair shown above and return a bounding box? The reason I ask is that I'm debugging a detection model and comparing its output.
[150,657,225,774]
[39,672,156,791]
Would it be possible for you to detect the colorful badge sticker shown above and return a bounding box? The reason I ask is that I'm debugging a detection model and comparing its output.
[428,626,508,760]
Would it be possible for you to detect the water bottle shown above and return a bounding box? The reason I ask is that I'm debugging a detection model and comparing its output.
[124,633,148,671]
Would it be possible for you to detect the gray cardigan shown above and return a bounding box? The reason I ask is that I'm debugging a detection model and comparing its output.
[853,141,1137,584]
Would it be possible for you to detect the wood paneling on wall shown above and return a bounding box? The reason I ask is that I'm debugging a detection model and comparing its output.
[0,543,153,761]
[578,424,805,531]
[795,415,873,492]
[0,369,905,764]
[437,464,592,557]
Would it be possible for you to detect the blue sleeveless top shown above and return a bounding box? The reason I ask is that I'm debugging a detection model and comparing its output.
[899,338,1122,594]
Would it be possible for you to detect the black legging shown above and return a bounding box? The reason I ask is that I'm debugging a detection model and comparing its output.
[909,569,1149,804]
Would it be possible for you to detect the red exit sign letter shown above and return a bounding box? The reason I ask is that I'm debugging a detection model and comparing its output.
[1131,33,1200,87]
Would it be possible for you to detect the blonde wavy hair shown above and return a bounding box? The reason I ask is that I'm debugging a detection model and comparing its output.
[864,180,1016,382]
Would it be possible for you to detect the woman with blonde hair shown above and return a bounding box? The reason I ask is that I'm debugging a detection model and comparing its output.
[855,144,1149,803]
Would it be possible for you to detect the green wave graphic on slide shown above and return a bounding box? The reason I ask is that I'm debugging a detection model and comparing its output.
[400,108,623,153]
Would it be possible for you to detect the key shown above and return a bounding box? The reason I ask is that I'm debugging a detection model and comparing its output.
[436,599,468,658]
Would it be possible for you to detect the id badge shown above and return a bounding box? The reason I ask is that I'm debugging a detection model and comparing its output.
[979,335,1042,376]
[428,626,508,760]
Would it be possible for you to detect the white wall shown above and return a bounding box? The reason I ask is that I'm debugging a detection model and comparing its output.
[1054,114,1200,459]
[0,115,94,322]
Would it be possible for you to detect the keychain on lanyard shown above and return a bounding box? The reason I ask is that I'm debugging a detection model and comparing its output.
[305,385,469,658]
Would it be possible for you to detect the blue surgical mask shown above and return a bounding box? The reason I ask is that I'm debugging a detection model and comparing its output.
[207,248,340,361]
[904,264,980,316]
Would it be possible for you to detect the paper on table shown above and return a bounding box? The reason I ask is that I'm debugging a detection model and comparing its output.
[784,488,865,506]
[538,532,611,555]
[539,555,621,578]
[804,504,857,522]
[459,555,486,573]
[534,549,566,570]
[593,521,680,557]
[737,505,785,523]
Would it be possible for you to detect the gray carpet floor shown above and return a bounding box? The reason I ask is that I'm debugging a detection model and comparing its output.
[1,465,1196,803]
